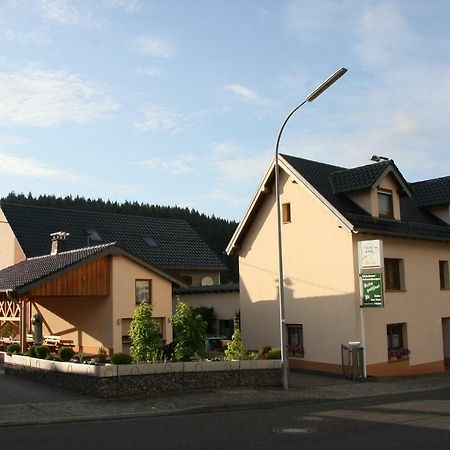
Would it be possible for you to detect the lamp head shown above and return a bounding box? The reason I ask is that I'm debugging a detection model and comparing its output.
[305,67,348,102]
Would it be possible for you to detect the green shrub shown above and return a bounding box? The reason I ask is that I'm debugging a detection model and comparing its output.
[96,346,108,364]
[224,329,246,361]
[111,352,133,365]
[6,343,20,355]
[267,349,281,360]
[28,345,37,358]
[59,347,75,362]
[35,345,51,359]
[129,301,161,363]
[171,298,207,362]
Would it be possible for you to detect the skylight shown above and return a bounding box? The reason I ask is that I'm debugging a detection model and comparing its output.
[143,237,158,248]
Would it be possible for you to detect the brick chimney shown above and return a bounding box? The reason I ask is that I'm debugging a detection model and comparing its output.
[50,231,70,255]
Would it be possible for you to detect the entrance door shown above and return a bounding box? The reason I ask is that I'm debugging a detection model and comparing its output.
[442,318,450,369]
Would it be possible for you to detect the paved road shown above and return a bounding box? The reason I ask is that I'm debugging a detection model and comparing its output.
[2,388,450,450]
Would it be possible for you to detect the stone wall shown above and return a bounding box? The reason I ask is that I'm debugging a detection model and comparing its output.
[5,363,282,398]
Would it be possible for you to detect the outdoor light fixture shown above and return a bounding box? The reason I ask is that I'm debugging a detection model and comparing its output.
[370,155,390,162]
[275,67,348,391]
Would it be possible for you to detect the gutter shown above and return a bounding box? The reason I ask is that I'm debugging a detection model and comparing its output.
[5,289,19,303]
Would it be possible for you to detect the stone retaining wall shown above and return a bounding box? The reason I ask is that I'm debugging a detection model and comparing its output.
[4,355,282,398]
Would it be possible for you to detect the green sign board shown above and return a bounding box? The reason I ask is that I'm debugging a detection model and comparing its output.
[361,273,384,307]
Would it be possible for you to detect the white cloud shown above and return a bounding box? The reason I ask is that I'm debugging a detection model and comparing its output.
[0,28,50,45]
[101,0,142,13]
[225,83,268,105]
[36,0,101,27]
[132,35,176,58]
[134,105,178,132]
[0,152,80,182]
[0,135,26,147]
[0,66,119,127]
[133,158,191,174]
[136,67,163,77]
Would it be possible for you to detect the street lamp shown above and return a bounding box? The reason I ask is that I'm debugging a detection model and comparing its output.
[275,67,348,390]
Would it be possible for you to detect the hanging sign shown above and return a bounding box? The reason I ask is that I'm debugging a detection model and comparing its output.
[358,240,383,270]
[361,273,384,307]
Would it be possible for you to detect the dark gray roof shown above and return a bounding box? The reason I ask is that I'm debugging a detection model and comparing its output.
[330,160,411,195]
[411,176,450,207]
[0,203,227,271]
[0,243,115,293]
[281,154,450,243]
[173,283,239,295]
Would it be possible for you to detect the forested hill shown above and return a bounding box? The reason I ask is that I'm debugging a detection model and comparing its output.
[1,192,239,283]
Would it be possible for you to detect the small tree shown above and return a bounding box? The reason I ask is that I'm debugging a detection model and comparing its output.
[225,329,246,361]
[171,298,207,361]
[129,300,161,362]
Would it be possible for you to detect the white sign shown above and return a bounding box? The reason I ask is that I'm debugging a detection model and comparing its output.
[358,240,383,270]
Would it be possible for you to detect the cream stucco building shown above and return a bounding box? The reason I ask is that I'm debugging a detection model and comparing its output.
[227,154,450,376]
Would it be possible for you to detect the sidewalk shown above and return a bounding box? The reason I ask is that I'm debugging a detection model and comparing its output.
[1,369,450,427]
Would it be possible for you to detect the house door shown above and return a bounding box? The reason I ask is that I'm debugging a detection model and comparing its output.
[442,318,450,369]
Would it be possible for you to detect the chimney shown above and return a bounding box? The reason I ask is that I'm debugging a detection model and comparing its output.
[50,231,70,255]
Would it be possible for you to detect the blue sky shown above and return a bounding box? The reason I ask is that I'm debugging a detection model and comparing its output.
[0,0,449,220]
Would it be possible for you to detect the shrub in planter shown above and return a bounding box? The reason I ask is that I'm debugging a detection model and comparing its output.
[59,347,75,362]
[224,329,246,361]
[96,346,108,364]
[28,345,38,358]
[6,343,20,355]
[35,345,50,359]
[111,352,133,365]
[267,349,281,360]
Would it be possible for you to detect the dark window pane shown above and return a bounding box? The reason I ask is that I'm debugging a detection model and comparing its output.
[378,192,393,218]
[135,280,151,304]
[385,258,401,290]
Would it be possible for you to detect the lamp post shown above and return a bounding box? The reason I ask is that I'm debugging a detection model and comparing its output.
[276,67,348,391]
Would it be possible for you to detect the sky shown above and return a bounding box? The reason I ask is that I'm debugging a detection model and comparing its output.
[0,0,450,221]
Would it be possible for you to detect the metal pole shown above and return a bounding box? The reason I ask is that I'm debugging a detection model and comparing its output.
[274,68,348,390]
[275,101,307,391]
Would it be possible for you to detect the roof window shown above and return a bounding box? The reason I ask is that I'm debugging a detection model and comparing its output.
[87,229,102,245]
[143,237,158,248]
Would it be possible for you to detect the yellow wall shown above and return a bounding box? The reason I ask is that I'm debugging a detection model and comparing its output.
[111,256,173,352]
[0,208,26,270]
[173,291,239,333]
[30,255,174,354]
[353,234,450,371]
[238,171,358,363]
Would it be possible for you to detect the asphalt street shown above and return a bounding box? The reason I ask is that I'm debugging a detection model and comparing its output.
[2,388,450,450]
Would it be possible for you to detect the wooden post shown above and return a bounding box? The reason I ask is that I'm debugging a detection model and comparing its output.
[20,299,27,354]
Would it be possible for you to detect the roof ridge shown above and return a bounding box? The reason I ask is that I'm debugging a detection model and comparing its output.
[27,242,117,260]
[410,175,450,185]
[329,159,392,176]
[281,153,346,171]
[0,202,191,225]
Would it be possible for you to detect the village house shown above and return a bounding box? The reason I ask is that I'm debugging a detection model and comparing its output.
[0,203,238,352]
[227,154,450,376]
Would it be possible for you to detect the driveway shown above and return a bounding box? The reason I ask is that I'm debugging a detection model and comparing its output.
[0,353,86,405]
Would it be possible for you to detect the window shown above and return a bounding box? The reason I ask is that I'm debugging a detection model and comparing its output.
[143,237,158,248]
[282,202,291,223]
[287,324,304,357]
[135,279,152,304]
[378,191,393,218]
[384,258,404,291]
[440,260,449,290]
[387,323,409,360]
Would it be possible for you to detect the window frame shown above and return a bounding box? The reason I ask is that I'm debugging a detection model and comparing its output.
[378,190,394,218]
[384,258,405,291]
[387,322,409,360]
[282,202,291,224]
[135,279,152,305]
[439,260,450,290]
[287,324,304,357]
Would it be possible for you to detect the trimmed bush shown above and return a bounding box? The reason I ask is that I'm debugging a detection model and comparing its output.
[96,346,108,364]
[28,345,37,358]
[111,352,133,365]
[35,345,51,359]
[59,347,75,362]
[6,343,20,355]
[267,349,281,360]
